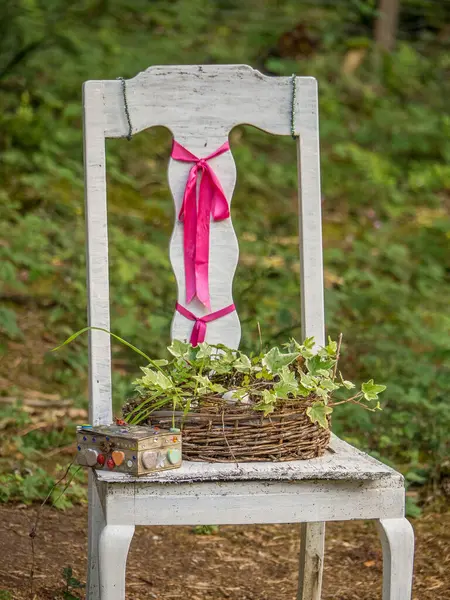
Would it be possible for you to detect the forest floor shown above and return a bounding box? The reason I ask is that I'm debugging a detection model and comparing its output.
[0,504,448,600]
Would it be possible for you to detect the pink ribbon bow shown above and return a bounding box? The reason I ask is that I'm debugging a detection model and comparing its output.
[176,302,236,346]
[171,140,231,309]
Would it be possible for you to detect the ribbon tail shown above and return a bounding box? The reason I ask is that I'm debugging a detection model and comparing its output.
[195,171,214,309]
[208,166,230,221]
[181,167,199,304]
[190,320,206,346]
[171,140,199,162]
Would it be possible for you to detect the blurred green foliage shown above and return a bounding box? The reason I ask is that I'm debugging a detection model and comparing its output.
[0,0,449,495]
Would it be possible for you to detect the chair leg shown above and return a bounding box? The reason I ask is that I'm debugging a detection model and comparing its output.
[86,472,106,600]
[376,518,414,600]
[297,522,325,600]
[98,524,135,600]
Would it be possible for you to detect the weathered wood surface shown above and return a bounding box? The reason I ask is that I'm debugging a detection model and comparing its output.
[298,522,325,600]
[96,435,403,484]
[96,478,405,527]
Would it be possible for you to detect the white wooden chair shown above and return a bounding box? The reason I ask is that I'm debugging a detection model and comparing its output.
[83,65,414,600]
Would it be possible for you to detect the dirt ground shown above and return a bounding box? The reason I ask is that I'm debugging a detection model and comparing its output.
[0,505,448,600]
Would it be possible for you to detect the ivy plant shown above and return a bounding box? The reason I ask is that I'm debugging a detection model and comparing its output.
[122,335,386,429]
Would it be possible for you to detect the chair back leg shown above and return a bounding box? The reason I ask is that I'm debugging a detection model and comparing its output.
[87,473,106,599]
[298,522,325,600]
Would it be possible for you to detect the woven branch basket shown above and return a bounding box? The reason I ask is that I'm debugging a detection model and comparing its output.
[147,398,330,462]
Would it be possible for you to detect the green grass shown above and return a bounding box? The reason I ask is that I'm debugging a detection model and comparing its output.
[0,1,449,507]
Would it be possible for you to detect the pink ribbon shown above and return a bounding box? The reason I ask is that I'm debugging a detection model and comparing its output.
[171,140,230,309]
[176,302,236,346]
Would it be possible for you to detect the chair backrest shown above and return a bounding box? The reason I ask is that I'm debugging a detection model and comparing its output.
[83,64,324,425]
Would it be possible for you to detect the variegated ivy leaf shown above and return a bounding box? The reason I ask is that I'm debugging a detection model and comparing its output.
[300,373,319,390]
[193,374,213,395]
[274,366,298,399]
[234,353,252,373]
[303,336,315,350]
[305,354,335,376]
[254,389,278,416]
[361,379,387,401]
[168,339,191,358]
[339,372,355,389]
[262,347,299,374]
[316,368,332,377]
[306,401,333,429]
[284,336,315,358]
[191,375,227,395]
[297,384,311,398]
[211,383,227,393]
[314,387,329,402]
[196,342,212,359]
[318,335,338,359]
[140,368,174,390]
[320,379,340,392]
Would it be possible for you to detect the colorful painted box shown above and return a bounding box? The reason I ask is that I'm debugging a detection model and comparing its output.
[76,424,182,475]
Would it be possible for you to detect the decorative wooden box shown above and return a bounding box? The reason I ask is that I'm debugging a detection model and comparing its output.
[76,424,182,475]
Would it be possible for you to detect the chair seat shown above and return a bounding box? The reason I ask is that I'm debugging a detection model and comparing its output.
[95,435,403,486]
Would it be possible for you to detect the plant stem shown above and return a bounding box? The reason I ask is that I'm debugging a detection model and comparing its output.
[330,392,363,406]
[332,332,343,380]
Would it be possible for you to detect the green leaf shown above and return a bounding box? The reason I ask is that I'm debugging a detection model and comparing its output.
[140,368,173,390]
[339,372,355,389]
[274,366,298,398]
[227,388,248,401]
[211,383,227,394]
[193,374,213,394]
[303,337,315,350]
[305,355,335,376]
[361,379,387,401]
[53,326,157,368]
[285,337,315,357]
[196,342,212,359]
[0,306,23,340]
[234,353,252,373]
[316,368,332,377]
[324,336,337,356]
[68,577,84,588]
[405,496,422,518]
[296,385,311,398]
[300,374,318,390]
[306,402,333,429]
[254,389,278,415]
[167,339,191,358]
[314,387,330,402]
[320,379,339,392]
[262,347,299,373]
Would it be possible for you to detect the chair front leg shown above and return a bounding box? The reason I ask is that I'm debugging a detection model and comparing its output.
[376,518,414,600]
[297,522,325,600]
[99,524,135,600]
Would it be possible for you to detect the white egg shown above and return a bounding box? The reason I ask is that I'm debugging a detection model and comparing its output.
[222,390,250,404]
